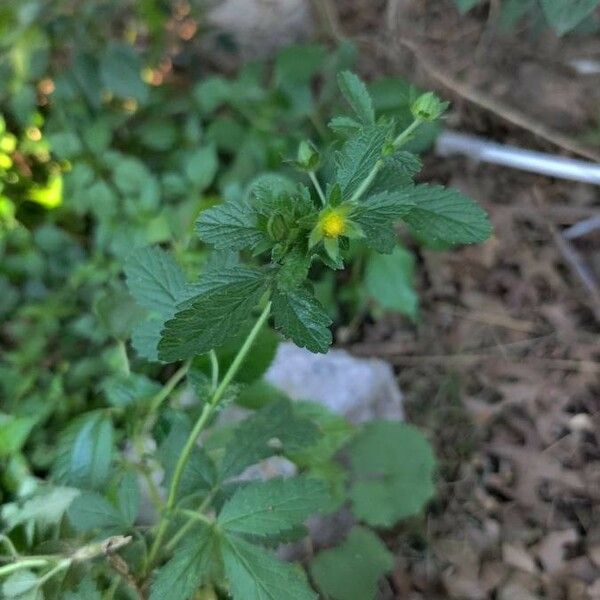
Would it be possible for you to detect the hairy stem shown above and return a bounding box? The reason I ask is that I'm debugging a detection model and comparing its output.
[348,118,423,204]
[146,302,272,570]
[148,359,192,415]
[309,171,327,206]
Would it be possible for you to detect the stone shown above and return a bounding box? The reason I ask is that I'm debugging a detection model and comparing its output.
[208,0,314,59]
[265,342,404,423]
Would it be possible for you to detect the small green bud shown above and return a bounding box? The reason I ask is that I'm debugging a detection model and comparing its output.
[296,140,320,171]
[410,92,448,122]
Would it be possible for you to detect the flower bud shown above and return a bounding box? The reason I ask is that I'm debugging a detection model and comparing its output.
[410,92,448,122]
[296,140,320,171]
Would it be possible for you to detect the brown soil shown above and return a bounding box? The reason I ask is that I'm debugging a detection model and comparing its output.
[328,1,600,598]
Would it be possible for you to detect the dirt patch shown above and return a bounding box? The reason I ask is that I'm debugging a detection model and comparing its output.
[328,1,600,597]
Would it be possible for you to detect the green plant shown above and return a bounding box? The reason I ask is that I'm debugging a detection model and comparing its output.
[1,67,490,598]
[456,0,600,35]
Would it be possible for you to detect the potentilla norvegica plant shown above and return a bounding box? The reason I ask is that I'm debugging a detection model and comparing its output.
[0,73,490,599]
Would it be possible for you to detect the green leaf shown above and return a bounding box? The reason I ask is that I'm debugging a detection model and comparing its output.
[124,246,187,316]
[150,528,221,600]
[218,477,329,537]
[158,266,268,362]
[101,372,161,407]
[455,0,482,12]
[131,318,164,362]
[100,42,148,103]
[365,247,418,319]
[185,145,218,191]
[196,200,265,252]
[0,413,36,456]
[367,151,422,195]
[222,534,317,600]
[53,411,114,490]
[539,0,599,34]
[353,191,415,253]
[348,421,436,527]
[310,527,394,600]
[64,577,102,600]
[67,491,127,532]
[1,570,42,600]
[157,411,217,499]
[271,286,332,354]
[401,185,491,246]
[117,470,140,526]
[334,125,389,197]
[95,290,145,341]
[220,400,320,479]
[338,71,375,125]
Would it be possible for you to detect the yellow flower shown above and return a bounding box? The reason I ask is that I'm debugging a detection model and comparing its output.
[321,210,346,238]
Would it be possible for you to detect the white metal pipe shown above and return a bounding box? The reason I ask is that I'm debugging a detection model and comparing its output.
[436,130,600,186]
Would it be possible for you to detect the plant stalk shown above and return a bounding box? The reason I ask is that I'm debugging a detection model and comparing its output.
[348,118,423,204]
[146,301,272,569]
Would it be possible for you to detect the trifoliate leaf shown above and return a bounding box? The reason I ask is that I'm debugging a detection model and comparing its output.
[353,191,415,253]
[222,534,317,600]
[348,421,436,527]
[271,286,332,354]
[67,491,127,533]
[149,528,221,600]
[220,400,320,480]
[365,247,418,319]
[125,246,187,316]
[401,184,491,246]
[310,527,394,600]
[218,477,329,537]
[196,199,265,252]
[334,125,389,198]
[338,71,375,125]
[158,267,268,362]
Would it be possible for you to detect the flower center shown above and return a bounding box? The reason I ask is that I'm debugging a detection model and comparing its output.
[321,212,346,238]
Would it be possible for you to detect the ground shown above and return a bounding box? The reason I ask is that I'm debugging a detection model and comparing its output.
[325,1,600,597]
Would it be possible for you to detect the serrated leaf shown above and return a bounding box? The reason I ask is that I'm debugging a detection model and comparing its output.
[158,267,268,362]
[334,125,389,198]
[196,199,265,252]
[367,151,422,195]
[149,528,221,600]
[271,287,332,354]
[125,246,187,316]
[220,400,320,479]
[218,477,328,537]
[338,71,375,125]
[539,0,599,34]
[353,191,415,253]
[365,247,418,319]
[401,184,491,246]
[67,491,127,533]
[222,534,317,600]
[348,421,436,527]
[328,115,361,135]
[53,411,114,490]
[131,317,164,362]
[310,527,394,600]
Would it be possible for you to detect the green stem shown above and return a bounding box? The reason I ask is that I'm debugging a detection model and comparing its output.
[176,509,213,526]
[148,359,192,416]
[0,558,51,578]
[117,341,130,376]
[146,302,272,570]
[209,350,219,391]
[309,171,326,206]
[35,559,71,588]
[348,118,423,205]
[165,490,217,553]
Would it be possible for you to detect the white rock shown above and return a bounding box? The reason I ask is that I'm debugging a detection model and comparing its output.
[265,342,404,423]
[208,0,314,59]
